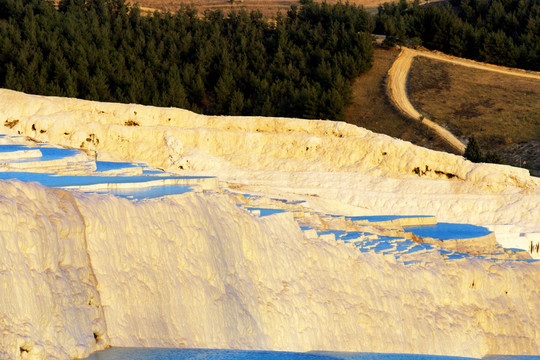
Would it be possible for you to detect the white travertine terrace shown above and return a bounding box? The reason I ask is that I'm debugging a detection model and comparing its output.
[0,89,539,359]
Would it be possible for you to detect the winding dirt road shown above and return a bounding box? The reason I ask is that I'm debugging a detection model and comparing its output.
[386,47,540,154]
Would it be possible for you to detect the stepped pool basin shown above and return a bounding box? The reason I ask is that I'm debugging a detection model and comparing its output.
[93,184,193,200]
[0,137,216,199]
[345,215,433,223]
[26,145,81,162]
[0,143,81,161]
[95,161,141,172]
[243,207,289,217]
[0,144,38,153]
[81,348,540,360]
[405,223,492,240]
[0,171,209,188]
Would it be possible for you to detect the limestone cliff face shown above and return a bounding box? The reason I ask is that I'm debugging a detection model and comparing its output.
[2,89,539,233]
[0,181,108,360]
[1,180,539,359]
[0,89,534,187]
[1,89,540,359]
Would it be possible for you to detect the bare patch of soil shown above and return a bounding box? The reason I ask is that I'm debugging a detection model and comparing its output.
[345,47,458,154]
[408,56,540,169]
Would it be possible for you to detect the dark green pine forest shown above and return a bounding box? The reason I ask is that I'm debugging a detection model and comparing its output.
[0,0,373,120]
[0,0,538,120]
[375,0,540,71]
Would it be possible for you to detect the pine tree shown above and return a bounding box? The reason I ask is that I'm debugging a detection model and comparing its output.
[0,0,376,116]
[464,135,483,162]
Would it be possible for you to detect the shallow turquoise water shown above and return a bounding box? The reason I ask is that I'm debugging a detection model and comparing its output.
[0,172,210,188]
[82,348,540,360]
[81,348,469,360]
[31,146,81,161]
[404,223,492,240]
[93,184,193,200]
[0,144,81,161]
[244,207,288,217]
[95,161,139,172]
[345,215,433,222]
[0,173,199,199]
[0,144,35,153]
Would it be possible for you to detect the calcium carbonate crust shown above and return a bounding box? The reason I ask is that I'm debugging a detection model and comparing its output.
[1,180,539,359]
[1,89,540,359]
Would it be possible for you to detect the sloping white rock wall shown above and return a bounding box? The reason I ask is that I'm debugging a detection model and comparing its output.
[76,190,540,358]
[1,180,539,359]
[0,89,533,187]
[0,181,108,360]
[2,89,539,240]
[1,89,540,359]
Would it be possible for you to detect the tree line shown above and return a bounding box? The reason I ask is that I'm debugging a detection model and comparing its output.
[0,0,374,120]
[375,0,539,71]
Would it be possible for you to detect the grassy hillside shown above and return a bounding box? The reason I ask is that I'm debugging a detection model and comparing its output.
[344,47,459,154]
[407,56,540,170]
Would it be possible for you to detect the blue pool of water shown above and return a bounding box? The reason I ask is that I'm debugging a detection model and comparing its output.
[32,146,82,161]
[345,215,433,223]
[0,144,35,153]
[244,207,288,217]
[82,348,539,360]
[439,250,471,260]
[505,248,527,253]
[1,144,82,162]
[372,241,396,252]
[93,185,193,200]
[0,144,84,162]
[95,161,140,172]
[0,172,209,199]
[318,230,347,238]
[340,232,366,241]
[0,172,212,188]
[404,223,492,240]
[484,357,540,360]
[143,169,166,175]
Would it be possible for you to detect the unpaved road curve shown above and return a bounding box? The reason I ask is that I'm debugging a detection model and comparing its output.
[386,47,540,154]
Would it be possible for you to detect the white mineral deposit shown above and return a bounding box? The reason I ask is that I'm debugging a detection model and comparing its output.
[0,89,538,360]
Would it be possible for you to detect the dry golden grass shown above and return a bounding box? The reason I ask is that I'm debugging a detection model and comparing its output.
[407,56,540,168]
[132,0,293,17]
[345,47,458,154]
[128,0,386,16]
